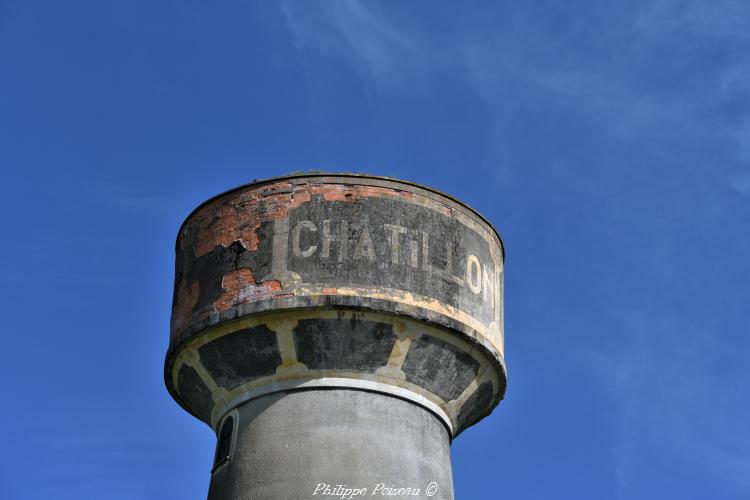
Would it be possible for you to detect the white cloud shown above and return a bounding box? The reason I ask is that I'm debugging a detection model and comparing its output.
[588,298,750,497]
[635,0,750,40]
[280,0,424,90]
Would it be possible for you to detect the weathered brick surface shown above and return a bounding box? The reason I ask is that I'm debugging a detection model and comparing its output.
[214,269,282,312]
[171,180,427,343]
[182,182,413,258]
[165,175,507,440]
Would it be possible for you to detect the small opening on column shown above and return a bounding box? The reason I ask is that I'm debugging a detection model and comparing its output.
[212,415,234,472]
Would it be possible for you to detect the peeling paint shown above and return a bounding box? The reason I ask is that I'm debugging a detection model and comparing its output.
[166,175,506,438]
[216,269,281,312]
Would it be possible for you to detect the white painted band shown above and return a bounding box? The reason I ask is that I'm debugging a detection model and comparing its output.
[211,377,454,436]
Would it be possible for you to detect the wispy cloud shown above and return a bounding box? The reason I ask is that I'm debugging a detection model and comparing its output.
[464,40,742,159]
[278,7,750,494]
[280,1,425,92]
[453,2,750,495]
[635,0,750,40]
[603,303,750,495]
[459,0,750,201]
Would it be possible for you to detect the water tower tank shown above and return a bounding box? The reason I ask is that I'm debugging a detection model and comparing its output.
[165,173,506,499]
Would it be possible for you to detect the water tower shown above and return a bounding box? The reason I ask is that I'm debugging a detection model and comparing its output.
[165,174,506,499]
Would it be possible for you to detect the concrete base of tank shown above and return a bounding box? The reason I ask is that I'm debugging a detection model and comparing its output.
[208,389,454,500]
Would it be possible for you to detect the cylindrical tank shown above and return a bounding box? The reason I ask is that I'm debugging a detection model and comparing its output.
[166,173,506,499]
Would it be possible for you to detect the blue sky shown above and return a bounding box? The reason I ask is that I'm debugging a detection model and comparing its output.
[1,1,749,499]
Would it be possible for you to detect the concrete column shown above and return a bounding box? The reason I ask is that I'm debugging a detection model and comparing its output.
[208,390,453,500]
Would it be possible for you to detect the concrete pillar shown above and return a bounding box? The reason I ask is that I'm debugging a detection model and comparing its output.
[165,174,506,499]
[208,390,453,500]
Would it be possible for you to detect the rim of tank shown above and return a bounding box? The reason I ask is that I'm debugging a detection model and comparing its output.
[174,172,505,261]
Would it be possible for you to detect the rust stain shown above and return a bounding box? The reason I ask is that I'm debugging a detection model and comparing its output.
[215,269,282,311]
[170,278,200,340]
